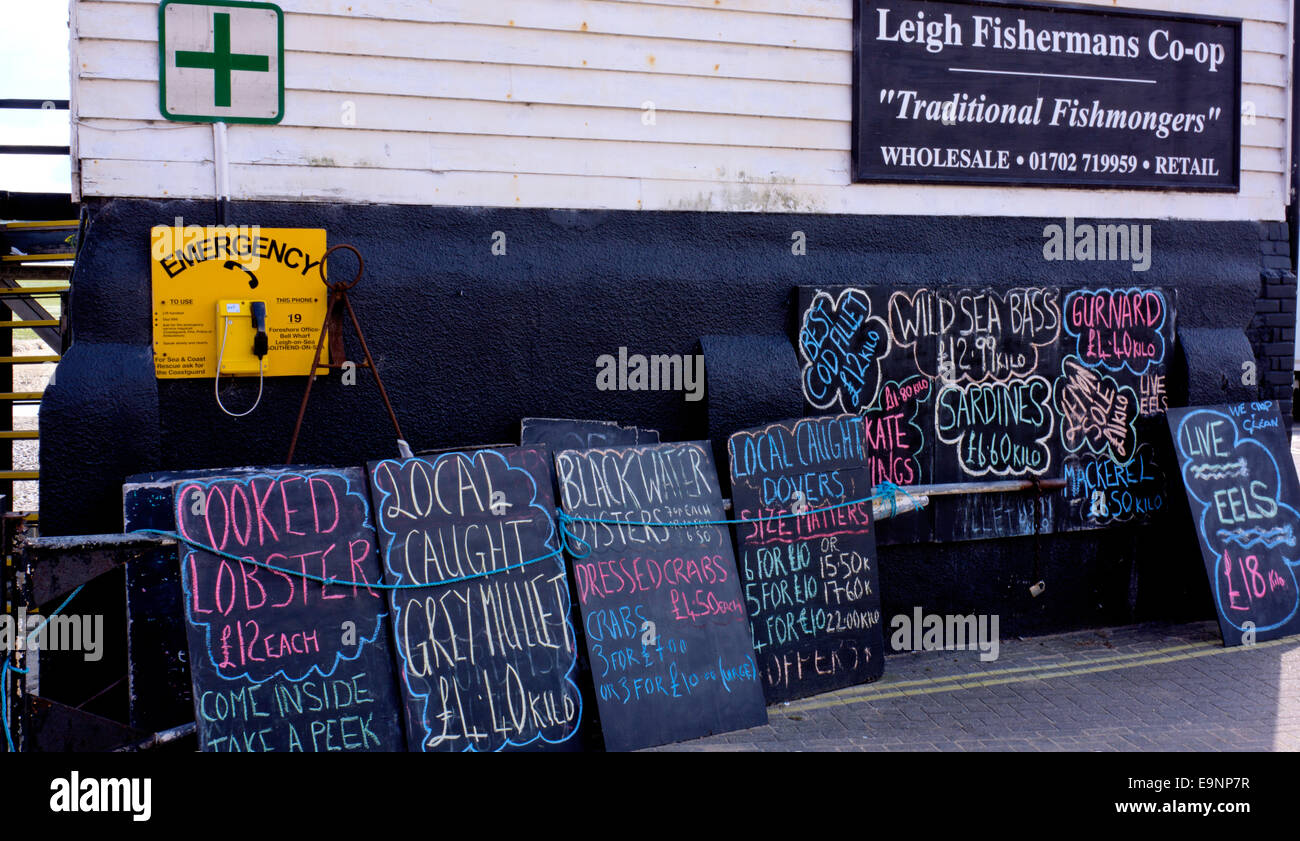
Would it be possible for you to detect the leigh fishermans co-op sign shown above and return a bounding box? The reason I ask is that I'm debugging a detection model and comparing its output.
[853,0,1241,190]
[158,0,284,124]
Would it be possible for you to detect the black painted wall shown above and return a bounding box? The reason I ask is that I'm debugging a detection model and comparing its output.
[1249,221,1297,423]
[42,199,1276,647]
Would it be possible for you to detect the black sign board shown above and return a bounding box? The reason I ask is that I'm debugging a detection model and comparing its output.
[173,467,405,751]
[556,441,768,751]
[728,416,885,703]
[853,0,1240,189]
[520,417,660,451]
[368,446,584,751]
[794,284,1178,542]
[123,472,205,734]
[1168,402,1300,645]
[518,418,660,750]
[1055,287,1175,531]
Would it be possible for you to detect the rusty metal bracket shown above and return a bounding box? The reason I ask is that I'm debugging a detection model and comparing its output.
[286,244,408,464]
[25,697,147,752]
[20,532,176,607]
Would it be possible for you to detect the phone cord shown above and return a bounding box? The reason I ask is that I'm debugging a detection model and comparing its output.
[214,317,265,417]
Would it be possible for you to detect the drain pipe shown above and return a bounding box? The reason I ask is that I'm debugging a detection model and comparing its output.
[213,121,230,226]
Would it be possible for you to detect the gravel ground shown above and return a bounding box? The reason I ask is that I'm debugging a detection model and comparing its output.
[8,338,54,513]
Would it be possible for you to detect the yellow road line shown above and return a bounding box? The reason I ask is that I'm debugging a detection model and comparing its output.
[783,636,1297,714]
[1,221,77,230]
[790,640,1208,701]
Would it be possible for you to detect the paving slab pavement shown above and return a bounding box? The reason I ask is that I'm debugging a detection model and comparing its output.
[648,621,1300,751]
[644,423,1300,752]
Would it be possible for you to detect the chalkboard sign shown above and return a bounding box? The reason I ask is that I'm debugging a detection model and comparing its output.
[728,415,885,703]
[368,446,583,751]
[519,418,660,750]
[174,467,406,751]
[1168,402,1300,645]
[521,417,660,450]
[795,284,1178,541]
[556,441,768,751]
[920,286,1061,542]
[1055,288,1176,531]
[853,0,1240,189]
[125,467,290,734]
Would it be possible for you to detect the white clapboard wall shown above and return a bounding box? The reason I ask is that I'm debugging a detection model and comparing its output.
[71,0,1292,219]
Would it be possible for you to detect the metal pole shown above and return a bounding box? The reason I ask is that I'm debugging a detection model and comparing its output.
[113,721,197,752]
[897,478,1066,498]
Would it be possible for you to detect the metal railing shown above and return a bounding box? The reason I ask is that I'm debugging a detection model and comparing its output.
[0,97,76,523]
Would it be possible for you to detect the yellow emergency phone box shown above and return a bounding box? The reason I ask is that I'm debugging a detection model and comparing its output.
[151,226,327,379]
[215,300,268,375]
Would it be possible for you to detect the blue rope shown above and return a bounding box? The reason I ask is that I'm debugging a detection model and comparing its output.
[26,585,84,643]
[4,483,923,751]
[2,660,27,753]
[557,481,924,559]
[134,483,924,588]
[3,583,84,753]
[560,481,920,530]
[132,528,564,590]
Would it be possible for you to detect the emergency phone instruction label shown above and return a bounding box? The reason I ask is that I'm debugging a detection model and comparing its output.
[150,226,329,378]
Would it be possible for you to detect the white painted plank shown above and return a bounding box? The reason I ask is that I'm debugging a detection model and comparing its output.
[75,79,1290,163]
[298,0,850,49]
[78,124,854,185]
[73,81,850,150]
[1061,0,1285,23]
[78,0,1290,53]
[77,78,1289,155]
[80,158,655,206]
[73,150,1278,204]
[76,24,851,87]
[69,0,84,202]
[77,62,849,121]
[83,0,1292,27]
[1240,117,1288,150]
[579,0,852,20]
[76,120,1288,186]
[75,1,1289,94]
[1241,83,1288,120]
[77,0,850,50]
[81,157,213,199]
[78,123,215,162]
[78,36,1290,121]
[75,73,1287,149]
[84,0,856,21]
[613,0,1285,24]
[78,157,1286,220]
[1244,19,1288,56]
[1244,50,1289,85]
[641,177,1284,217]
[1243,145,1286,172]
[74,15,1288,119]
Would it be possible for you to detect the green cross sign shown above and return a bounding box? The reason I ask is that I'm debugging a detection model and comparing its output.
[159,1,284,124]
[175,13,269,108]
